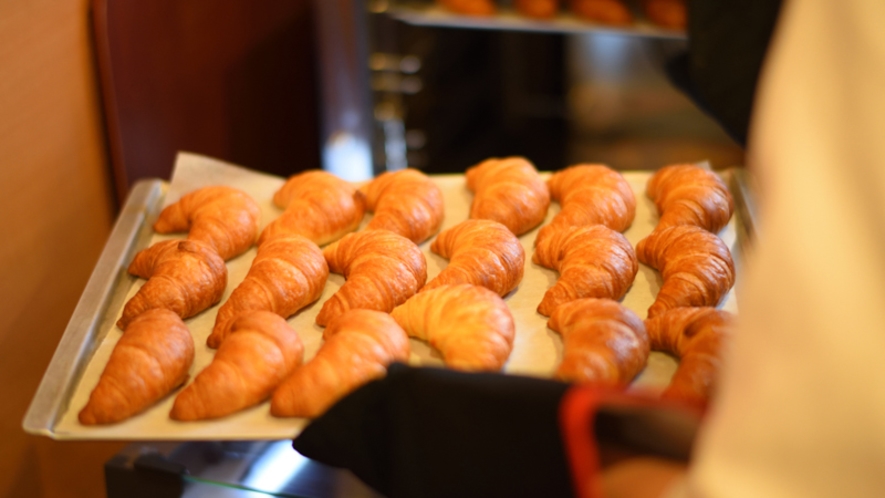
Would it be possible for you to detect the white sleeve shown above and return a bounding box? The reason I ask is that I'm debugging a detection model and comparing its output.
[686,1,885,497]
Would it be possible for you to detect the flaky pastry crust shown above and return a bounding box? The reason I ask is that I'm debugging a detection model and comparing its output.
[118,239,227,330]
[271,309,410,418]
[171,311,304,421]
[424,219,525,297]
[79,309,194,425]
[391,284,515,371]
[547,298,649,385]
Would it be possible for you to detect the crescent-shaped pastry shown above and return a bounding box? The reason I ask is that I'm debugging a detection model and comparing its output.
[316,229,427,326]
[646,164,734,234]
[391,284,515,371]
[271,309,410,418]
[645,307,734,405]
[636,225,736,318]
[117,239,227,330]
[547,298,649,385]
[79,309,194,425]
[515,0,560,18]
[208,234,328,348]
[534,225,638,317]
[153,185,261,261]
[259,170,366,246]
[466,156,550,236]
[642,0,687,30]
[423,219,525,297]
[171,311,304,421]
[360,168,445,244]
[437,0,496,15]
[571,0,633,25]
[536,164,636,246]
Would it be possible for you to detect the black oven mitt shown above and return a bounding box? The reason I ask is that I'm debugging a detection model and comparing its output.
[291,363,574,498]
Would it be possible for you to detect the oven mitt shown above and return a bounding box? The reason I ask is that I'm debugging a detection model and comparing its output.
[665,0,784,146]
[292,363,701,498]
[292,363,574,498]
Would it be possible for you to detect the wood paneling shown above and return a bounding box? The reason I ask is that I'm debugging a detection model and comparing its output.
[0,0,122,497]
[93,0,321,203]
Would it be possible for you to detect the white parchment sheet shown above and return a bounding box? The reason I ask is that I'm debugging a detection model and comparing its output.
[54,152,739,440]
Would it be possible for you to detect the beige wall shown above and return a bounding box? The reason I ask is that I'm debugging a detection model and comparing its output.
[0,1,123,497]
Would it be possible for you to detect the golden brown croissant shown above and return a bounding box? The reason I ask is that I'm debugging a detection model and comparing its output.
[466,157,550,236]
[79,308,194,425]
[271,309,410,418]
[438,0,496,16]
[636,225,735,318]
[534,225,638,317]
[208,235,328,348]
[316,229,427,326]
[360,168,445,244]
[515,0,560,18]
[547,298,649,385]
[536,164,636,246]
[117,239,227,330]
[259,170,366,246]
[642,0,687,30]
[170,311,304,421]
[423,219,525,297]
[391,284,515,371]
[646,164,734,234]
[153,185,261,261]
[644,307,734,405]
[571,0,633,25]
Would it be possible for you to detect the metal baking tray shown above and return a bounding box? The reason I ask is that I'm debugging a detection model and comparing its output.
[23,153,749,440]
[385,1,687,39]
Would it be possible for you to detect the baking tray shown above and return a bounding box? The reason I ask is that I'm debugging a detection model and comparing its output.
[386,1,687,39]
[23,152,747,440]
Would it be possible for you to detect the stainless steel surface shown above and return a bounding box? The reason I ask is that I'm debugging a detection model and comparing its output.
[23,179,167,437]
[110,440,383,498]
[314,0,377,181]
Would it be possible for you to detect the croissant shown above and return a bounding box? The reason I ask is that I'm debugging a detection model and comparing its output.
[316,229,427,326]
[117,239,227,330]
[208,235,328,348]
[515,0,559,18]
[645,307,734,405]
[571,0,633,25]
[636,225,735,318]
[170,311,304,421]
[423,219,525,297]
[271,309,410,418]
[360,168,445,244]
[646,164,734,234]
[642,0,687,30]
[259,170,366,246]
[534,225,638,317]
[79,309,194,425]
[437,0,496,16]
[536,164,636,246]
[391,284,515,371]
[547,298,649,385]
[466,157,550,236]
[153,186,261,261]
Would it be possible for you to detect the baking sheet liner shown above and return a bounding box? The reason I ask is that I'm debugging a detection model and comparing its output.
[45,152,739,440]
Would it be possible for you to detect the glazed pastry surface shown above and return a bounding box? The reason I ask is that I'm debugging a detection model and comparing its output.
[423,219,525,297]
[79,309,194,425]
[547,298,649,385]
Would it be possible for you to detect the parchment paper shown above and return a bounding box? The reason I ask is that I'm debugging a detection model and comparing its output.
[53,152,739,440]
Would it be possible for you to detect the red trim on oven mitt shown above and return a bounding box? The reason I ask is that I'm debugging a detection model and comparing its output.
[559,386,704,498]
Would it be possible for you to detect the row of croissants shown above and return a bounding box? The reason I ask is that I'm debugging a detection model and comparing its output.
[437,0,687,30]
[78,158,736,427]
